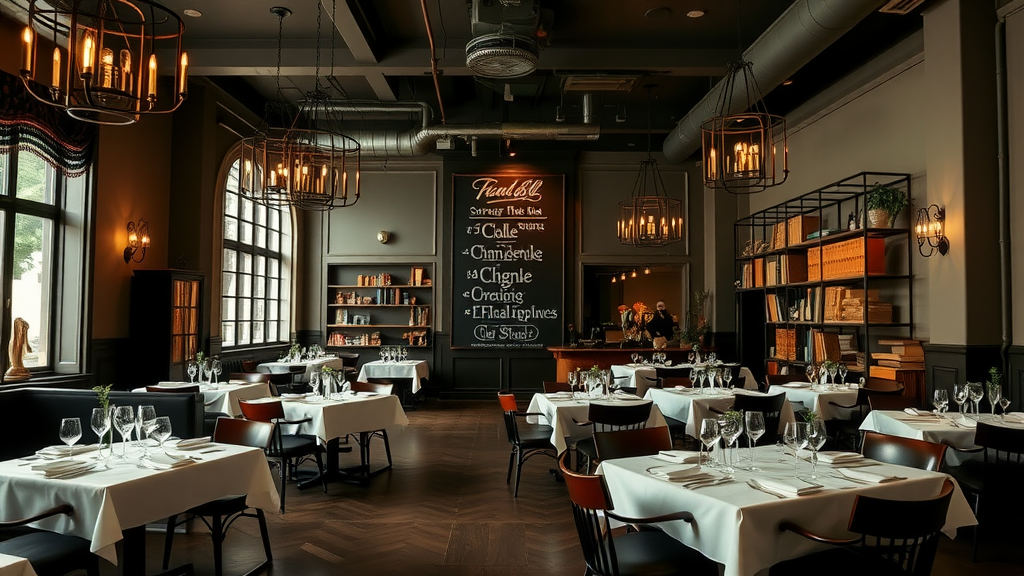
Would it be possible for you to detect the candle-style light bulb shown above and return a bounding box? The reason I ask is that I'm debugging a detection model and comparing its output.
[147,54,157,99]
[81,32,95,75]
[119,49,132,92]
[100,47,114,88]
[21,27,34,76]
[179,52,189,95]
[51,48,61,90]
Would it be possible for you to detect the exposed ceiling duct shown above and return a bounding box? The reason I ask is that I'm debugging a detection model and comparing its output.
[466,0,550,79]
[662,0,888,163]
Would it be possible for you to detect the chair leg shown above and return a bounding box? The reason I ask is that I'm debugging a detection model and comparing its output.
[85,553,100,576]
[514,449,525,498]
[279,459,288,513]
[314,449,328,494]
[506,447,516,484]
[211,514,225,576]
[163,514,179,569]
[256,509,273,562]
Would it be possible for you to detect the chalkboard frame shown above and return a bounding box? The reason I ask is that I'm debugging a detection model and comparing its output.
[449,173,566,350]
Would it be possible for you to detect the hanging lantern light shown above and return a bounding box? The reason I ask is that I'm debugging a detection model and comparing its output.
[19,0,188,126]
[701,60,788,194]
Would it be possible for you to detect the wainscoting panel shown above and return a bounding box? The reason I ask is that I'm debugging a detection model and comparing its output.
[92,338,129,390]
[508,357,556,393]
[451,357,504,395]
[924,344,1001,401]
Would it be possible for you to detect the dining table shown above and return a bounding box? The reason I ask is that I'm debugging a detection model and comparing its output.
[135,381,272,416]
[612,363,758,391]
[257,356,345,383]
[645,387,797,438]
[598,446,977,576]
[859,410,1024,466]
[0,441,279,574]
[525,392,667,454]
[0,554,37,576]
[357,360,430,394]
[775,382,859,420]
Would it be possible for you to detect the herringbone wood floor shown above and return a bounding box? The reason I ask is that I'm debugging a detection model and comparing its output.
[101,400,1020,576]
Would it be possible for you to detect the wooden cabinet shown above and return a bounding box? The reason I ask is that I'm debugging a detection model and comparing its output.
[324,264,434,349]
[129,269,206,385]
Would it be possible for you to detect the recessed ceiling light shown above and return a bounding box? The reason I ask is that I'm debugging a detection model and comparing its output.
[686,10,706,18]
[782,79,794,86]
[183,9,202,17]
[645,7,672,20]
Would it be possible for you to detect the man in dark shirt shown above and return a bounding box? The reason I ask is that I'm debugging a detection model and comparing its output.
[648,301,675,349]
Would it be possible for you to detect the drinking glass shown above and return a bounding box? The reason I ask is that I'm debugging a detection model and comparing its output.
[719,417,743,475]
[967,382,984,415]
[806,419,828,479]
[113,406,135,459]
[952,383,969,414]
[59,417,82,456]
[708,353,717,363]
[986,382,1002,416]
[827,364,838,386]
[723,370,734,389]
[379,348,386,362]
[187,360,198,384]
[148,417,172,452]
[783,422,809,476]
[837,364,848,387]
[744,411,766,470]
[933,389,949,414]
[310,371,321,398]
[201,360,213,386]
[212,358,223,386]
[805,363,815,383]
[999,398,1011,417]
[90,408,111,460]
[688,352,696,364]
[136,405,156,457]
[698,419,720,468]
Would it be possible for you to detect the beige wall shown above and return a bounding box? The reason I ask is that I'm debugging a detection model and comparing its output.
[1006,3,1024,345]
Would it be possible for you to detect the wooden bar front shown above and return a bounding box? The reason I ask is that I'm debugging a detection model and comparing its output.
[547,346,695,382]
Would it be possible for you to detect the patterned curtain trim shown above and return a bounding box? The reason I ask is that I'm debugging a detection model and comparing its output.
[0,69,96,177]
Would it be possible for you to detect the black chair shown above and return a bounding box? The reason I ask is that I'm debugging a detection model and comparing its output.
[828,382,905,450]
[558,451,718,576]
[635,373,661,398]
[731,392,787,446]
[771,479,954,576]
[348,381,395,470]
[860,431,946,472]
[162,417,274,576]
[238,399,328,512]
[542,381,571,393]
[0,504,99,576]
[574,401,653,472]
[867,395,918,412]
[498,393,557,498]
[594,426,673,460]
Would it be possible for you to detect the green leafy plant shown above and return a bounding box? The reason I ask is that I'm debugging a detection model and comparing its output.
[91,383,113,411]
[321,366,334,375]
[866,184,908,225]
[289,342,302,357]
[801,410,819,423]
[194,351,206,364]
[722,409,744,426]
[988,366,1002,387]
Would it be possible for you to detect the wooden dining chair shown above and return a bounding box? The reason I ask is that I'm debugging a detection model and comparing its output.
[498,392,557,498]
[228,372,273,384]
[162,417,274,576]
[574,401,653,472]
[828,383,905,450]
[240,360,259,373]
[731,392,788,446]
[558,451,719,576]
[542,381,571,393]
[593,426,672,460]
[634,373,661,398]
[771,479,954,576]
[0,504,99,576]
[867,395,918,412]
[238,399,328,512]
[348,381,395,469]
[860,431,946,472]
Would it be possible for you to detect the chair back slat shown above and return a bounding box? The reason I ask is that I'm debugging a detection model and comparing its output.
[635,374,660,398]
[238,399,286,421]
[586,401,653,431]
[732,393,787,446]
[498,393,518,413]
[351,381,394,395]
[594,426,672,460]
[559,452,618,575]
[147,385,201,394]
[543,381,571,393]
[228,372,273,384]
[661,376,693,388]
[861,431,946,471]
[212,417,272,449]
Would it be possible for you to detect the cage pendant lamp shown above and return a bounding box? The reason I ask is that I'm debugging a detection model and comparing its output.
[617,158,684,247]
[19,0,188,126]
[701,60,788,194]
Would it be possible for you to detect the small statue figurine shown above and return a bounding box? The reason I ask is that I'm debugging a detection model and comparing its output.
[5,317,31,381]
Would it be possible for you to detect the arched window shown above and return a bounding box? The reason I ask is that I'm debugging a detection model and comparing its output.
[221,158,292,348]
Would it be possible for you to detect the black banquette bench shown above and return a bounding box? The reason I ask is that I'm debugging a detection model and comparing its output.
[0,387,204,461]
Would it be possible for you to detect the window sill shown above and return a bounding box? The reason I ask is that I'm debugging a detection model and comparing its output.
[0,372,93,391]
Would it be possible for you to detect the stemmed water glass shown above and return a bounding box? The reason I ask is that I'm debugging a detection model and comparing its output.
[744,411,765,471]
[136,405,156,457]
[933,389,949,414]
[805,363,815,384]
[827,364,838,387]
[967,382,985,415]
[999,398,1011,417]
[631,353,640,364]
[187,359,198,384]
[723,370,734,389]
[719,417,743,475]
[698,419,720,468]
[837,364,848,387]
[952,383,969,414]
[201,360,213,386]
[212,358,223,386]
[59,418,82,457]
[986,382,1002,416]
[783,422,809,477]
[688,352,696,364]
[90,408,111,460]
[113,406,135,459]
[147,417,173,453]
[310,371,321,399]
[806,419,828,479]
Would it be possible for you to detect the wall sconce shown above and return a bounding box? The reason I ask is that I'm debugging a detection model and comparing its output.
[630,269,637,278]
[915,204,948,257]
[611,275,617,283]
[377,230,391,244]
[124,219,150,264]
[644,266,651,274]
[620,272,627,281]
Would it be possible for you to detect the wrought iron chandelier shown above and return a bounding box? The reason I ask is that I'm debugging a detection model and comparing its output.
[19,0,188,126]
[701,60,788,194]
[617,89,684,248]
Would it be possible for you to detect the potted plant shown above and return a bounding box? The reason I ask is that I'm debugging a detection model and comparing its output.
[865,184,908,228]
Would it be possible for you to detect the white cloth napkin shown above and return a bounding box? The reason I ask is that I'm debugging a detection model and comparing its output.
[751,477,819,497]
[173,437,213,450]
[815,451,864,465]
[31,459,97,478]
[36,444,99,458]
[355,391,380,397]
[655,450,701,464]
[544,392,571,398]
[281,393,310,399]
[903,408,941,419]
[156,382,197,388]
[145,453,197,469]
[955,416,978,429]
[647,464,706,481]
[836,468,905,484]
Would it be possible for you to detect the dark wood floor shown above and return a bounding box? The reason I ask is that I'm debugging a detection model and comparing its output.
[105,400,1021,576]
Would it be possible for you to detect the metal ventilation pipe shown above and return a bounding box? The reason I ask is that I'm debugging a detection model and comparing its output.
[582,93,595,124]
[662,0,886,163]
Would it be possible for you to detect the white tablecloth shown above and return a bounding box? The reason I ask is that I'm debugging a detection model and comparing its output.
[525,393,667,454]
[599,448,977,576]
[0,554,37,576]
[778,384,859,420]
[859,411,1024,466]
[136,381,272,416]
[268,393,409,441]
[612,363,758,391]
[357,360,429,394]
[0,444,279,565]
[257,357,345,383]
[646,388,797,437]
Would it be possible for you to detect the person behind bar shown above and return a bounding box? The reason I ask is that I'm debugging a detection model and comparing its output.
[648,301,675,349]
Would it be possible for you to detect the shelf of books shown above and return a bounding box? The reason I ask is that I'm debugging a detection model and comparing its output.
[324,264,434,350]
[734,172,917,394]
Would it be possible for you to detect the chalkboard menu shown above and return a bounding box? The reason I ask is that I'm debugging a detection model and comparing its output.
[451,174,564,349]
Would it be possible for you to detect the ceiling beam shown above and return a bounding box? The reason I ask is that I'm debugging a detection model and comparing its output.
[320,0,396,100]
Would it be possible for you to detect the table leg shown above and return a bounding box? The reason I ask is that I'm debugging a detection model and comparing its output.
[122,525,194,575]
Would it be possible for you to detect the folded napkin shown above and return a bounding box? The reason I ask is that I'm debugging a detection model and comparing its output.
[173,437,213,450]
[31,459,97,478]
[751,477,820,497]
[955,416,978,429]
[816,451,864,465]
[543,392,571,398]
[646,464,706,481]
[835,468,905,484]
[36,444,98,458]
[355,391,379,397]
[156,381,196,388]
[144,453,197,470]
[902,408,941,419]
[780,383,810,388]
[1004,413,1024,423]
[654,450,701,464]
[281,393,310,399]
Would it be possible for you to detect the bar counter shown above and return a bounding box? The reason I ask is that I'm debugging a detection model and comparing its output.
[547,346,695,382]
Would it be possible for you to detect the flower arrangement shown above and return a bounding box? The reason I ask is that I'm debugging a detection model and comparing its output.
[619,302,652,346]
[288,342,302,359]
[193,351,206,365]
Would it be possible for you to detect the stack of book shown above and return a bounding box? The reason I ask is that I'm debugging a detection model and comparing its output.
[869,339,925,379]
[838,334,865,371]
[811,330,841,363]
[841,288,892,323]
[774,328,797,360]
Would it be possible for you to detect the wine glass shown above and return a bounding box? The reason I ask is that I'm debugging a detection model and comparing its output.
[698,419,720,469]
[857,376,866,389]
[745,411,766,471]
[90,408,111,460]
[630,353,639,364]
[113,406,135,459]
[933,389,949,414]
[688,351,696,364]
[186,360,198,384]
[136,405,157,457]
[805,363,815,383]
[723,369,734,389]
[999,398,1011,417]
[310,371,321,399]
[806,419,828,479]
[59,418,82,457]
[783,422,809,476]
[201,360,213,386]
[148,417,173,453]
[719,417,744,476]
[952,383,967,414]
[967,382,985,415]
[986,382,1002,416]
[837,364,848,387]
[212,358,223,386]
[827,364,838,387]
